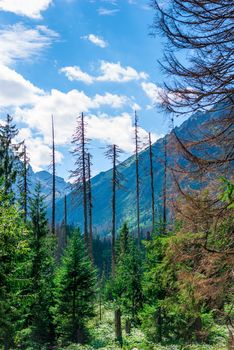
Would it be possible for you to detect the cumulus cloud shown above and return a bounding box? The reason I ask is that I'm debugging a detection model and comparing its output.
[17,128,63,171]
[61,61,148,84]
[0,0,53,19]
[0,64,44,107]
[86,113,159,153]
[60,66,94,84]
[0,23,58,66]
[82,34,108,48]
[14,89,131,145]
[141,82,163,105]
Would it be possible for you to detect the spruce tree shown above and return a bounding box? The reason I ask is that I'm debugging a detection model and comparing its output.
[0,185,29,349]
[0,114,23,198]
[53,228,96,345]
[26,182,55,348]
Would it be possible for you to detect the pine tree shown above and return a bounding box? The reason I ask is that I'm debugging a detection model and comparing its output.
[0,114,23,198]
[53,228,96,345]
[26,182,55,348]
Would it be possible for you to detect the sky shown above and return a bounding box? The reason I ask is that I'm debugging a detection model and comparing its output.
[0,0,186,180]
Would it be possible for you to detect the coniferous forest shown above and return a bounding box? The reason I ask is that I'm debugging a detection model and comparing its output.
[0,1,233,350]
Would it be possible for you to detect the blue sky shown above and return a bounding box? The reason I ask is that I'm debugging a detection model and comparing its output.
[0,0,186,179]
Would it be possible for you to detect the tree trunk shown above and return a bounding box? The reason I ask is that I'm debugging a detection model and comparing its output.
[51,114,56,236]
[149,132,155,234]
[125,318,131,335]
[81,113,88,245]
[115,308,123,347]
[87,153,93,261]
[135,111,140,246]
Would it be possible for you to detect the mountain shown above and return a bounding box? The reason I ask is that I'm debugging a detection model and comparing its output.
[28,166,69,203]
[52,105,228,237]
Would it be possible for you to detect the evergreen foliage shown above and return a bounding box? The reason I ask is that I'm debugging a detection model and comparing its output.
[53,228,96,346]
[21,182,55,349]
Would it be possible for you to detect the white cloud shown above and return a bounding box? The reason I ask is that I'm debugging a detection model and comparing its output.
[0,23,58,66]
[97,61,148,82]
[14,89,130,146]
[0,64,44,107]
[17,128,63,171]
[0,0,53,19]
[141,82,163,104]
[82,34,108,48]
[60,61,148,84]
[98,7,119,15]
[86,113,160,153]
[60,66,94,84]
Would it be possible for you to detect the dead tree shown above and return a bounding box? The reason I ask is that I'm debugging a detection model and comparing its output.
[148,132,155,233]
[51,115,56,236]
[19,142,30,223]
[64,194,68,245]
[105,144,125,346]
[162,137,167,232]
[134,111,141,246]
[105,144,124,275]
[151,0,234,115]
[87,152,93,261]
[71,113,89,245]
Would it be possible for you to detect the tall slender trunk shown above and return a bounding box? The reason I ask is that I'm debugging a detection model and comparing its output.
[64,194,67,245]
[163,138,167,233]
[81,113,88,245]
[87,153,93,261]
[112,145,116,275]
[134,111,140,246]
[149,132,155,234]
[23,143,28,223]
[51,115,56,236]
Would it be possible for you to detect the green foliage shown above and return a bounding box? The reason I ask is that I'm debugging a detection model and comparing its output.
[106,223,144,325]
[53,228,96,346]
[0,189,29,348]
[0,114,22,197]
[17,183,56,349]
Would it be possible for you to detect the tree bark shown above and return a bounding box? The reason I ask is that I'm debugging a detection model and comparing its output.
[115,308,123,347]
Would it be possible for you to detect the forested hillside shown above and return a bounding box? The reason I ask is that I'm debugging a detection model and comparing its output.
[0,1,233,350]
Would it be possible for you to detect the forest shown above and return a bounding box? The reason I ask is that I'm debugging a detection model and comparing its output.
[0,1,233,350]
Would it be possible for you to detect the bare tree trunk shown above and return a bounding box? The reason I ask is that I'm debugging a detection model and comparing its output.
[51,115,56,236]
[115,308,123,347]
[23,143,28,223]
[81,113,88,245]
[112,145,116,275]
[163,138,167,233]
[87,153,93,261]
[149,132,155,234]
[64,194,67,246]
[135,111,140,246]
